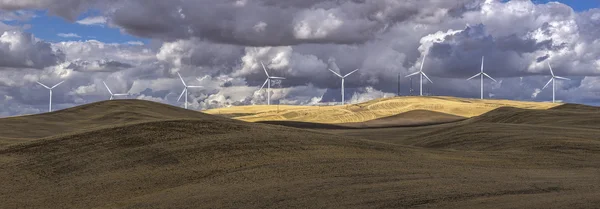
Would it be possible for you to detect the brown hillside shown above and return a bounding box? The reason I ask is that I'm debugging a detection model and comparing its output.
[0,99,220,141]
[341,110,466,128]
[260,110,465,129]
[550,103,600,112]
[1,99,599,208]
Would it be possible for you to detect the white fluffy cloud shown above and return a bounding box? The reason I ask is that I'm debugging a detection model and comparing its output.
[57,33,81,38]
[76,16,107,26]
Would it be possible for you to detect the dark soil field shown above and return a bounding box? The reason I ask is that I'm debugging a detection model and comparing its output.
[1,99,599,208]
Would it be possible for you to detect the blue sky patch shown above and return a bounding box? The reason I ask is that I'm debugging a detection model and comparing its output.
[23,11,148,44]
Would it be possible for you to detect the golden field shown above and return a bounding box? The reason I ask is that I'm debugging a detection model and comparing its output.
[204,96,560,123]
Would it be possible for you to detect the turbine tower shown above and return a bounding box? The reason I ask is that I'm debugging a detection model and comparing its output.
[176,72,203,109]
[259,62,285,105]
[328,68,359,105]
[36,80,65,112]
[542,62,570,103]
[467,56,497,99]
[405,53,433,96]
[103,81,129,100]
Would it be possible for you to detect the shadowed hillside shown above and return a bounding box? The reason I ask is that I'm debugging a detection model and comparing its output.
[550,103,600,112]
[260,110,466,129]
[467,106,600,128]
[324,105,600,153]
[0,100,221,143]
[1,99,599,208]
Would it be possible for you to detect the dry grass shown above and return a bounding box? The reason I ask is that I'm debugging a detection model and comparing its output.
[205,96,559,123]
[0,99,598,209]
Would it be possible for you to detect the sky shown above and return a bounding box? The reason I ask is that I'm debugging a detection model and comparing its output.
[0,0,599,116]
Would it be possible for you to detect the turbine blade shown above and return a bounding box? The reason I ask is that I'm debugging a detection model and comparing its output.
[102,81,113,95]
[269,76,286,80]
[419,52,428,72]
[328,68,342,78]
[113,94,129,96]
[548,62,554,77]
[259,79,268,91]
[177,88,186,102]
[260,62,269,77]
[422,72,433,83]
[481,56,484,72]
[483,73,497,82]
[542,78,553,89]
[467,73,481,80]
[36,81,50,89]
[343,69,359,78]
[405,71,420,78]
[187,86,203,88]
[555,76,570,80]
[177,72,187,86]
[51,81,65,89]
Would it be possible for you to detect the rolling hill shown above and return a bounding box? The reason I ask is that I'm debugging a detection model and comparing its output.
[1,99,599,208]
[321,104,600,153]
[260,109,466,129]
[204,96,559,123]
[0,99,224,146]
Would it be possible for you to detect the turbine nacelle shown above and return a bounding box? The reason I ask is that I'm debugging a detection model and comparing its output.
[327,61,360,105]
[177,72,203,109]
[405,52,432,96]
[36,80,65,112]
[103,81,129,100]
[259,62,286,105]
[542,62,571,103]
[466,56,496,99]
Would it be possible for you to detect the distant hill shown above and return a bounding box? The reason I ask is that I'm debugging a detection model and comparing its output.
[550,103,600,112]
[0,100,223,146]
[205,96,559,123]
[260,110,465,129]
[364,106,600,152]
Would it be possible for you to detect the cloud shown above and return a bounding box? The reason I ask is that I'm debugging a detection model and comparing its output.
[126,41,144,46]
[76,16,107,26]
[0,31,65,69]
[0,0,599,116]
[57,33,81,38]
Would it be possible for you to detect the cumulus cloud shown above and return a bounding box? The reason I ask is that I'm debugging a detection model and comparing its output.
[76,16,107,26]
[0,31,65,69]
[0,0,599,116]
[57,33,81,38]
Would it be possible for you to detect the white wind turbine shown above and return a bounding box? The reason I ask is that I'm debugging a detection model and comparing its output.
[467,56,497,99]
[405,52,433,96]
[176,72,203,109]
[328,66,359,105]
[542,62,570,103]
[102,81,129,100]
[36,80,65,112]
[259,61,285,105]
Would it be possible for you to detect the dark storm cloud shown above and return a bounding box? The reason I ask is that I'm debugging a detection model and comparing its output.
[0,0,600,116]
[1,0,476,46]
[67,59,134,72]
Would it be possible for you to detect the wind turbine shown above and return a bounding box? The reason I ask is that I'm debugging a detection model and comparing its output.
[176,72,203,109]
[467,56,497,99]
[36,80,65,112]
[259,61,285,105]
[328,67,359,105]
[542,62,570,103]
[102,81,128,100]
[405,53,433,96]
